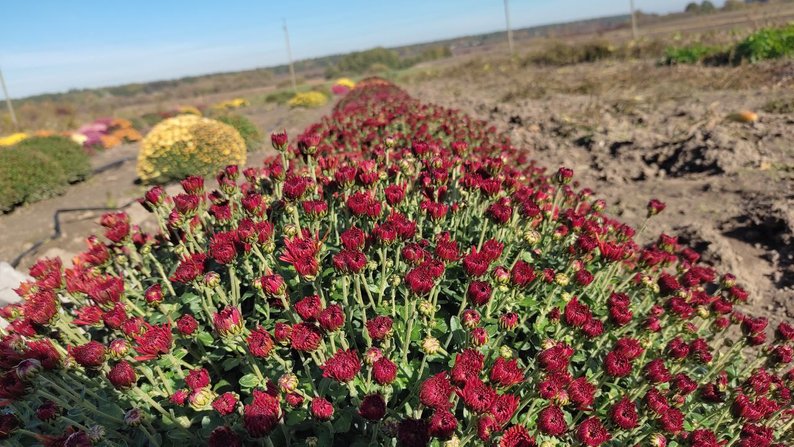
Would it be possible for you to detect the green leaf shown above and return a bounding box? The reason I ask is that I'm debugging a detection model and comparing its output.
[450,316,461,332]
[181,292,201,304]
[167,429,193,441]
[333,409,353,432]
[196,331,214,347]
[222,357,241,371]
[239,373,260,389]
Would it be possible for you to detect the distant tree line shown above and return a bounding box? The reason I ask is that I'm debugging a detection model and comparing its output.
[324,45,451,78]
[686,0,793,13]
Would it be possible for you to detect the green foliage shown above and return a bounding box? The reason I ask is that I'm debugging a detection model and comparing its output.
[734,23,794,63]
[264,89,294,105]
[215,114,264,152]
[663,24,794,66]
[663,43,723,65]
[0,136,92,211]
[140,112,166,128]
[14,136,91,183]
[0,148,67,212]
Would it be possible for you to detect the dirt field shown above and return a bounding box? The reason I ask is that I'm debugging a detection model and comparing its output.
[403,57,793,323]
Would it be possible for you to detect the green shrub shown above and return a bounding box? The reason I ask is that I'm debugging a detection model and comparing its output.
[264,89,294,105]
[662,43,723,64]
[215,114,264,152]
[734,23,794,63]
[0,148,67,212]
[524,41,615,66]
[14,136,91,183]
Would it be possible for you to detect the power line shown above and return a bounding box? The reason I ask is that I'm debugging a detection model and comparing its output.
[504,0,514,56]
[0,67,19,131]
[283,19,298,93]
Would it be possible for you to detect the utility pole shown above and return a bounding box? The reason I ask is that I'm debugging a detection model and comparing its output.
[0,67,18,131]
[629,0,638,40]
[283,19,298,93]
[504,0,514,56]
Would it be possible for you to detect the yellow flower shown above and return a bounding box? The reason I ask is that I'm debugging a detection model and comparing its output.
[334,78,356,89]
[287,91,328,108]
[0,132,29,147]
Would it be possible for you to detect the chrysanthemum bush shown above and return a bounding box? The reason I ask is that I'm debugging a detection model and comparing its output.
[1,78,792,447]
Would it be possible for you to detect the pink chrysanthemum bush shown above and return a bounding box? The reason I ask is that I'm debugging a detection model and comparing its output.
[1,79,792,447]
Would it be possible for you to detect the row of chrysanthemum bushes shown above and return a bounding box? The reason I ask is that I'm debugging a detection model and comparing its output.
[0,78,791,446]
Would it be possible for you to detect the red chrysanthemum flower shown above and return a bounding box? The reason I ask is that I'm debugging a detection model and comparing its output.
[107,361,137,390]
[450,349,484,385]
[133,322,173,361]
[564,297,591,328]
[576,417,611,446]
[610,397,638,429]
[538,405,567,436]
[322,349,361,382]
[366,316,394,340]
[213,306,244,337]
[467,280,493,306]
[185,368,210,390]
[310,397,334,421]
[491,393,519,425]
[428,409,458,439]
[510,260,536,287]
[175,314,198,336]
[538,343,574,373]
[212,392,239,416]
[420,372,454,409]
[247,326,274,358]
[208,426,242,447]
[317,304,345,332]
[295,295,323,321]
[290,323,323,352]
[359,394,386,421]
[244,390,281,437]
[373,357,397,385]
[604,351,633,377]
[71,341,106,369]
[35,400,60,421]
[458,378,496,413]
[568,376,596,410]
[500,424,536,447]
[490,357,524,387]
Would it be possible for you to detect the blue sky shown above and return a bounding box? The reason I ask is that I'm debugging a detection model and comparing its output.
[1,0,703,98]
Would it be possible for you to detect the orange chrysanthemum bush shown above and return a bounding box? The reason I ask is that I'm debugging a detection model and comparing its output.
[1,79,792,447]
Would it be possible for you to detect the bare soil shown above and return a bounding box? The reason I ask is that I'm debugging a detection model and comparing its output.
[405,57,793,323]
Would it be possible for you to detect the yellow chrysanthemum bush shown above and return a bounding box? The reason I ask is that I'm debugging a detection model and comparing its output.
[137,114,246,183]
[287,91,328,108]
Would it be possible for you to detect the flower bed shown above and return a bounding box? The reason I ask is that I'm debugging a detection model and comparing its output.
[0,79,791,446]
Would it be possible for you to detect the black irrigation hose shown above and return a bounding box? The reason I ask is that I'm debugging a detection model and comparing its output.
[9,156,139,269]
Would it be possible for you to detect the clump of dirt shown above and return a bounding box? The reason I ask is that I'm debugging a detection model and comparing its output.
[721,196,794,287]
[641,128,761,178]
